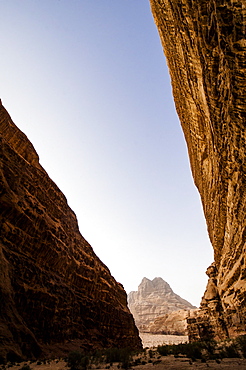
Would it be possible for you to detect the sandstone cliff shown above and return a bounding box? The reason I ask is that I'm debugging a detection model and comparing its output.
[150,0,246,340]
[128,277,195,334]
[149,309,196,335]
[0,101,141,362]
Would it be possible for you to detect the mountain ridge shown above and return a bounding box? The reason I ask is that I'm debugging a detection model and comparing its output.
[128,277,196,334]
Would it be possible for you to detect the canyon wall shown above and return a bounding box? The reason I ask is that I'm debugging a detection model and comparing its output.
[0,101,141,362]
[150,0,246,340]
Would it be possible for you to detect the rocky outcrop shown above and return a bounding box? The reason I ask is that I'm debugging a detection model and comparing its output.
[149,309,196,335]
[0,101,141,362]
[150,0,246,340]
[128,277,195,334]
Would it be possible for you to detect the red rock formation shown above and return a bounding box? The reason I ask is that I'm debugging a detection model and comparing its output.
[0,101,141,362]
[150,0,246,340]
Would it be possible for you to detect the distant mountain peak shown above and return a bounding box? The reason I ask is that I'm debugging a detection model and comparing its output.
[141,276,168,285]
[128,277,196,333]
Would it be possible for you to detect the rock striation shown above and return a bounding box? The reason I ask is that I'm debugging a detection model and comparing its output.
[128,277,196,334]
[150,0,246,340]
[149,309,197,336]
[0,101,141,362]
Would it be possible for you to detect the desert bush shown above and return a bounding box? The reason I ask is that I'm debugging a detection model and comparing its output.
[132,358,141,366]
[105,348,121,363]
[90,350,104,365]
[148,349,153,358]
[158,341,216,361]
[20,365,32,370]
[67,351,89,370]
[0,357,5,365]
[176,342,203,360]
[220,342,240,358]
[71,347,133,369]
[236,334,246,358]
[157,345,171,356]
[105,347,132,368]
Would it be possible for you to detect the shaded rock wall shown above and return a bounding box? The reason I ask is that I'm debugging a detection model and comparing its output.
[0,101,141,362]
[150,0,246,340]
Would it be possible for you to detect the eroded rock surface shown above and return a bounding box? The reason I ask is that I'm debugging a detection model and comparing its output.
[150,0,246,340]
[149,309,197,336]
[0,101,141,362]
[128,278,195,334]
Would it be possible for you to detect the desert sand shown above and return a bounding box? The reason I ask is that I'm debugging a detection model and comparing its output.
[139,333,188,348]
[4,355,246,370]
[3,335,246,370]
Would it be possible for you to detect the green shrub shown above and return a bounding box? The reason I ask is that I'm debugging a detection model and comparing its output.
[67,351,89,370]
[158,338,246,361]
[105,348,121,363]
[90,350,103,366]
[0,356,5,365]
[105,347,132,368]
[220,342,240,358]
[20,365,32,370]
[237,334,246,358]
[133,358,141,366]
[158,341,213,361]
[157,345,171,356]
[178,342,203,360]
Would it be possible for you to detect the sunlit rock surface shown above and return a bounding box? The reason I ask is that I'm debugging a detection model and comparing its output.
[128,277,195,334]
[150,0,246,340]
[0,101,141,362]
[149,309,197,335]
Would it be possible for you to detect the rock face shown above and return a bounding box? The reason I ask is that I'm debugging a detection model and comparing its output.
[0,101,141,362]
[150,0,246,340]
[149,309,195,336]
[128,277,195,334]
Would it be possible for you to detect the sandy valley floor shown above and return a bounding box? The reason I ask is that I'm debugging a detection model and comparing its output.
[139,333,188,348]
[5,356,246,370]
[4,334,246,370]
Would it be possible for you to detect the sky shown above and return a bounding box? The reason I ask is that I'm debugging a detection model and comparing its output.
[0,1,213,307]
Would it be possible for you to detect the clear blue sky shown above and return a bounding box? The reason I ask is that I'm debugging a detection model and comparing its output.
[0,1,213,307]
